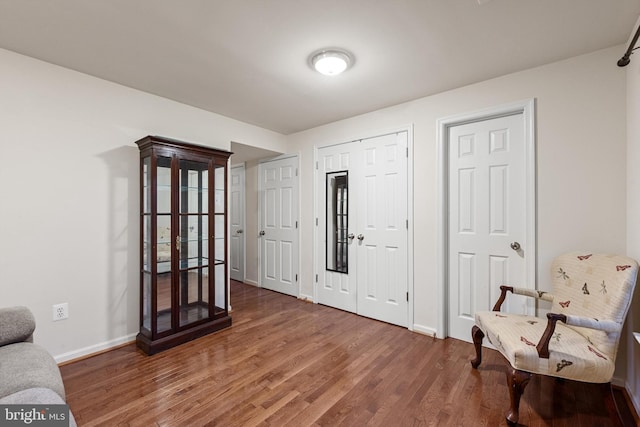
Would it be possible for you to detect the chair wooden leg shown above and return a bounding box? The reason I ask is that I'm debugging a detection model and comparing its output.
[601,382,623,427]
[471,325,484,369]
[505,368,531,426]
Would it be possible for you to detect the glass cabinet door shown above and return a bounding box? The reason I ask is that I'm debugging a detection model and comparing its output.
[178,159,210,326]
[141,156,152,332]
[214,163,226,316]
[156,156,173,333]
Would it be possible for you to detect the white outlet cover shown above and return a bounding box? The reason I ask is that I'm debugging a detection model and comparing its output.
[53,303,68,321]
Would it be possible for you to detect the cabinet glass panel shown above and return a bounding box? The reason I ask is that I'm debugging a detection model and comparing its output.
[180,160,208,214]
[142,215,151,272]
[142,156,151,214]
[157,156,172,214]
[179,215,209,269]
[214,214,225,263]
[156,214,172,333]
[142,272,151,331]
[214,263,226,315]
[214,165,225,214]
[157,271,171,333]
[179,267,209,326]
[157,215,172,274]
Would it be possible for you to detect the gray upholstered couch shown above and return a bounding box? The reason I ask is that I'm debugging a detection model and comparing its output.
[0,306,77,426]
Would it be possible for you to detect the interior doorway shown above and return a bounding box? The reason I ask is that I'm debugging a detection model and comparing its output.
[437,99,537,341]
[258,155,300,297]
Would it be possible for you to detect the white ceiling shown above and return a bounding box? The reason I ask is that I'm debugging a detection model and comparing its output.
[0,0,638,135]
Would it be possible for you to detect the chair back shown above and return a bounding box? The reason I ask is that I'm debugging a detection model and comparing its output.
[551,252,638,359]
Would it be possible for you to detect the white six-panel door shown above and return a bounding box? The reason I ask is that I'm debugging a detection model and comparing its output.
[356,133,408,327]
[317,145,357,312]
[447,113,528,341]
[259,156,299,296]
[230,164,245,282]
[316,132,408,327]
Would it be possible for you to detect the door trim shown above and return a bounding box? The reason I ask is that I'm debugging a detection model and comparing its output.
[436,99,536,339]
[312,125,414,330]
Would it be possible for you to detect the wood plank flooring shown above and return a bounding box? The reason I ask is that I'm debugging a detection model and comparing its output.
[60,281,636,426]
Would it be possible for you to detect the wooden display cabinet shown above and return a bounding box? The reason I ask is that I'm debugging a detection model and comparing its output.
[135,135,232,355]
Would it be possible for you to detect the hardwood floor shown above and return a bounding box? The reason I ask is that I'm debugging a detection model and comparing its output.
[61,281,636,426]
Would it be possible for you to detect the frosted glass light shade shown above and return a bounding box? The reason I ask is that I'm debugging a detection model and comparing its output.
[311,50,352,76]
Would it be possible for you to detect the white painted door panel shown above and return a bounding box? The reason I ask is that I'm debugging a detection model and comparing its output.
[316,145,357,312]
[230,164,245,282]
[448,114,527,342]
[260,157,299,296]
[356,133,408,327]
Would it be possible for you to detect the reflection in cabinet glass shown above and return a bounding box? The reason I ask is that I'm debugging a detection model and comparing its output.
[136,135,232,355]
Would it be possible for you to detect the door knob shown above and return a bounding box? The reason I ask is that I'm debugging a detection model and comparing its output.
[259,230,265,236]
[357,234,365,241]
[236,229,243,234]
[348,233,355,240]
[510,241,521,251]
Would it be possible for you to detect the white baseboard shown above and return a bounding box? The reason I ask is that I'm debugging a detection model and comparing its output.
[54,333,137,364]
[413,324,438,338]
[243,279,259,287]
[627,383,640,420]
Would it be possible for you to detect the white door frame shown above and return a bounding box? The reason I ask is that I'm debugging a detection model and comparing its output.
[313,125,415,330]
[436,99,536,339]
[258,153,300,295]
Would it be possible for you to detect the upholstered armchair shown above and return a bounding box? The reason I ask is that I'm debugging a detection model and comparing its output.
[470,252,638,425]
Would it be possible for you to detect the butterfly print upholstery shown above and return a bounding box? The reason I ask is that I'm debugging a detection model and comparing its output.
[556,360,573,372]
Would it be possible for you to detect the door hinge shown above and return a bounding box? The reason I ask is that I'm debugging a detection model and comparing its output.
[406,147,409,157]
[315,274,318,282]
[295,220,298,229]
[406,292,409,302]
[316,217,318,226]
[406,219,409,229]
[295,274,298,282]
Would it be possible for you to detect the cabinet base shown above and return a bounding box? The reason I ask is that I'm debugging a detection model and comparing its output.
[136,315,232,355]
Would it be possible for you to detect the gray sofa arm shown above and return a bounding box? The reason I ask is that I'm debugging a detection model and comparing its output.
[0,307,36,346]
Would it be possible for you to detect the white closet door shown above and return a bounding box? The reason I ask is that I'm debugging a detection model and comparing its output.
[356,132,408,327]
[316,144,357,313]
[316,132,408,327]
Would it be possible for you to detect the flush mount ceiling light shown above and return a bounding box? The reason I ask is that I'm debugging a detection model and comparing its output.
[310,49,353,76]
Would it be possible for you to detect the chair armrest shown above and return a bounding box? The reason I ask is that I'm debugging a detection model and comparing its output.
[564,315,620,333]
[0,306,36,346]
[492,285,555,311]
[536,313,621,359]
[536,313,566,358]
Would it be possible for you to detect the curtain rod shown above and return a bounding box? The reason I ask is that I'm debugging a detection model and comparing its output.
[618,23,640,67]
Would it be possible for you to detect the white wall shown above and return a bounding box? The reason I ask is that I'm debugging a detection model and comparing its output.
[288,46,627,340]
[0,48,286,361]
[625,17,640,414]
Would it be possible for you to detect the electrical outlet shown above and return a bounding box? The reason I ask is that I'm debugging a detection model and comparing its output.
[52,303,68,321]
